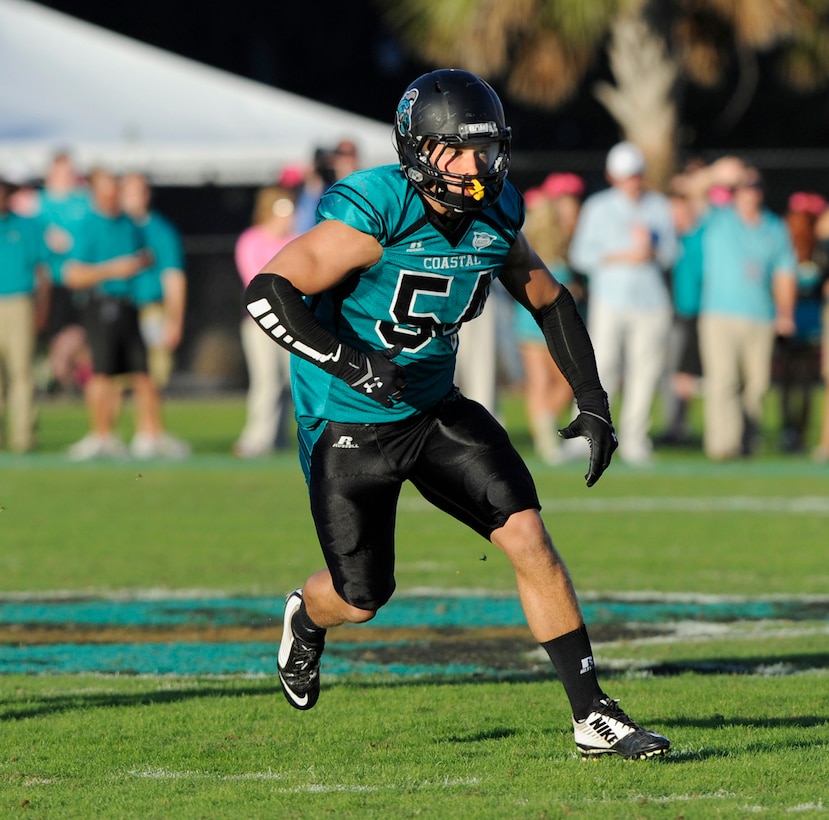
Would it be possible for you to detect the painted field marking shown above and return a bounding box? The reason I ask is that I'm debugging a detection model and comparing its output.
[126,768,480,792]
[128,768,286,781]
[2,592,826,676]
[2,593,828,628]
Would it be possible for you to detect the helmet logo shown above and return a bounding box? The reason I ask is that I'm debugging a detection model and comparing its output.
[396,88,419,136]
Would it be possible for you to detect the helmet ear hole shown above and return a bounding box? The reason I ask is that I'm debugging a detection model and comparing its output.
[394,69,511,213]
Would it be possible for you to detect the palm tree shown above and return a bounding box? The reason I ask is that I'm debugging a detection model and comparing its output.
[377,0,829,189]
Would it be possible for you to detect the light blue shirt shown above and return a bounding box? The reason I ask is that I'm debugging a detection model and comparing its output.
[568,187,677,311]
[699,206,796,322]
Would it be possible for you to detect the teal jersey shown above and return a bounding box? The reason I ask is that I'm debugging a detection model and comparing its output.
[0,212,49,297]
[129,211,185,306]
[292,165,524,427]
[35,187,92,280]
[63,209,145,299]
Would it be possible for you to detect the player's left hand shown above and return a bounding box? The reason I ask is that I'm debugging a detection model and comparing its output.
[559,411,618,488]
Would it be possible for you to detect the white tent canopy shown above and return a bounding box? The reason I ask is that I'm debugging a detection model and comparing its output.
[0,0,397,184]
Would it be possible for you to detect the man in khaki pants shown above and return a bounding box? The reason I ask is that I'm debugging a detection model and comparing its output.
[0,167,50,453]
[698,167,797,460]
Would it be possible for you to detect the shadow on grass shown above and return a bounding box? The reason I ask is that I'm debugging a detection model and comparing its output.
[443,727,519,743]
[0,681,282,721]
[2,648,827,724]
[642,651,829,676]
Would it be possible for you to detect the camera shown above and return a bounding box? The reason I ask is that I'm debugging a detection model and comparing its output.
[313,147,337,186]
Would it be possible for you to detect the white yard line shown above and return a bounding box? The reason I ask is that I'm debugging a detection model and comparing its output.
[125,768,480,792]
[397,495,829,514]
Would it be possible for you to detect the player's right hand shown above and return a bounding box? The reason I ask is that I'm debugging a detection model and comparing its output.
[346,344,407,407]
[559,411,618,488]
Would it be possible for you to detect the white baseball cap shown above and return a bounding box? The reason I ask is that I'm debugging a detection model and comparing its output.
[606,141,645,180]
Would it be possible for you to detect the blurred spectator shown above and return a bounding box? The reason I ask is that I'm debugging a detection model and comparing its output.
[32,152,93,390]
[120,172,187,389]
[697,166,798,461]
[513,177,585,463]
[657,185,705,446]
[454,287,502,417]
[119,172,190,459]
[294,139,361,233]
[233,184,299,457]
[810,207,829,461]
[673,155,747,220]
[776,194,828,453]
[569,142,678,465]
[60,168,158,460]
[0,164,51,452]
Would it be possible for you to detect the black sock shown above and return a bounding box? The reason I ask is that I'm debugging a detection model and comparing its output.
[292,599,326,645]
[541,624,603,721]
[671,400,688,433]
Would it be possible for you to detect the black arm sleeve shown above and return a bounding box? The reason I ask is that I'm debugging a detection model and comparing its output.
[244,272,359,381]
[535,285,611,421]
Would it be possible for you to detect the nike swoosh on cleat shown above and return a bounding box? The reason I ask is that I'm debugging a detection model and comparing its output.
[278,672,309,708]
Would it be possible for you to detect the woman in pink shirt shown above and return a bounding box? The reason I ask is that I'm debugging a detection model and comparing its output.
[234,185,299,457]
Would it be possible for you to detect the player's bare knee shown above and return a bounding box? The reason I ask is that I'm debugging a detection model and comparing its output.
[491,509,556,564]
[343,603,377,624]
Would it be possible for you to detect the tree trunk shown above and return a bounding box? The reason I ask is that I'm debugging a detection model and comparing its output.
[592,15,679,191]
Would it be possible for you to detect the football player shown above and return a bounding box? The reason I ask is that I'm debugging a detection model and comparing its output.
[245,69,670,759]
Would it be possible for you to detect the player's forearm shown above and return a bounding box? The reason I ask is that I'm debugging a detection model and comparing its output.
[534,286,611,421]
[245,273,345,366]
[244,273,368,377]
[244,273,406,405]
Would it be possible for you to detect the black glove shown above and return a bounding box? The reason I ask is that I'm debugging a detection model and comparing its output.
[343,344,407,408]
[559,411,618,488]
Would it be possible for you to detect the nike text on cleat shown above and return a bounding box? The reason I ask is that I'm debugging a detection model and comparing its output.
[277,589,324,711]
[573,697,670,760]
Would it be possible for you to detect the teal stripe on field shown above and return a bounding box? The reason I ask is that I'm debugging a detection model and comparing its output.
[1,596,826,628]
[0,642,481,677]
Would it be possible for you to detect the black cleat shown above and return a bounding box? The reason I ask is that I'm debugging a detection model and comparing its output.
[573,697,670,760]
[277,589,324,711]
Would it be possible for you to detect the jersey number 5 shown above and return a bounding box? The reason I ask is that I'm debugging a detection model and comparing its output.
[376,270,493,352]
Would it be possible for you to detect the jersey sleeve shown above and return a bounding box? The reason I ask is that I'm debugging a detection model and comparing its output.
[315,167,402,244]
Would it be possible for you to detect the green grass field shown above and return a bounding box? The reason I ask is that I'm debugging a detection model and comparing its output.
[1,394,828,817]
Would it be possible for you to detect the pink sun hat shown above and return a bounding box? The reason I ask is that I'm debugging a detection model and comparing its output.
[542,172,585,198]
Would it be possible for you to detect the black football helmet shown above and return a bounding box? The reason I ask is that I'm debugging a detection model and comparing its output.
[394,69,512,213]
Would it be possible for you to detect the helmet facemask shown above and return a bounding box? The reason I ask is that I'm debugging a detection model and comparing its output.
[409,133,510,214]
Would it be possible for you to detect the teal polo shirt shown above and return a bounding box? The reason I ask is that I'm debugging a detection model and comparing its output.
[700,206,796,321]
[0,212,49,297]
[129,211,184,306]
[63,210,145,299]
